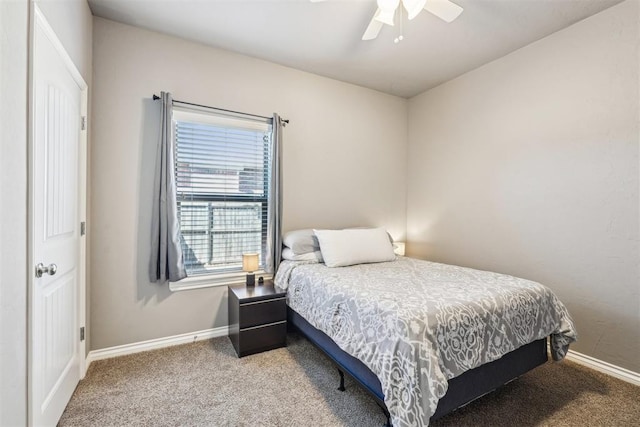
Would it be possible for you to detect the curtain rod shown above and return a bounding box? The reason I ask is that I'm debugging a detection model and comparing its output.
[152,94,289,124]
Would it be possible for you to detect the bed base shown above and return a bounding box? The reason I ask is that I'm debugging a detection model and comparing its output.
[288,307,548,425]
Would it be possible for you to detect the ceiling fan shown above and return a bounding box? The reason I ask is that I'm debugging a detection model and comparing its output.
[311,0,464,41]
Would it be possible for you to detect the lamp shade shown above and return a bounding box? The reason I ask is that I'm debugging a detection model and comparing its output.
[242,253,259,272]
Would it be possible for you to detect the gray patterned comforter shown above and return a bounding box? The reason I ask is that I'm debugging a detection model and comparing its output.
[275,257,577,427]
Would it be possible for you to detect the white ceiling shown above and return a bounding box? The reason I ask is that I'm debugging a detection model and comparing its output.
[88,0,622,98]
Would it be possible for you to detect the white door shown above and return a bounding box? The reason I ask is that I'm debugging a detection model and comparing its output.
[31,7,87,426]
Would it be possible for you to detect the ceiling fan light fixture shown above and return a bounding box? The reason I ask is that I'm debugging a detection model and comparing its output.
[402,0,427,20]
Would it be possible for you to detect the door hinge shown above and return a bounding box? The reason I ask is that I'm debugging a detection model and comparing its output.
[81,116,87,130]
[80,327,85,341]
[80,221,86,236]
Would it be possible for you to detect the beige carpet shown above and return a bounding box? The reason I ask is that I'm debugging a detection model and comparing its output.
[59,333,639,426]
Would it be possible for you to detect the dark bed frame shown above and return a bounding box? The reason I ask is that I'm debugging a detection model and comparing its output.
[288,307,548,426]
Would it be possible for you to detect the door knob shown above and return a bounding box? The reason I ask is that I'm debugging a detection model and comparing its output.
[35,263,57,278]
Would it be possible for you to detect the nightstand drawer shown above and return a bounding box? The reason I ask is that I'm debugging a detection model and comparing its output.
[238,321,287,357]
[239,297,286,329]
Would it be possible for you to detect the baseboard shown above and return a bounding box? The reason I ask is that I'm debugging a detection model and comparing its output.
[86,326,229,369]
[563,349,640,386]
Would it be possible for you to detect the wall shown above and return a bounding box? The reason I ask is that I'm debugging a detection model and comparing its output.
[90,17,408,350]
[0,1,92,424]
[0,1,29,424]
[407,0,639,372]
[36,0,92,80]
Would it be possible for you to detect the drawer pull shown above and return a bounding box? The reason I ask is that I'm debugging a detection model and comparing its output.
[240,297,286,306]
[240,320,286,332]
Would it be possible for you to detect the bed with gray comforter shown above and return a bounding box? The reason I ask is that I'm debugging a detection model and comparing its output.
[275,256,577,427]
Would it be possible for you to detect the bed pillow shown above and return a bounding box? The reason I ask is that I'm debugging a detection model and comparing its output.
[347,227,395,244]
[282,247,324,262]
[283,229,320,254]
[313,228,396,268]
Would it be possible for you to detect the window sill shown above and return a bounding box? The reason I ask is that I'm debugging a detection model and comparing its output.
[169,270,272,292]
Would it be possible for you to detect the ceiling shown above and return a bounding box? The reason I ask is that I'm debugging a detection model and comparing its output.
[88,0,622,98]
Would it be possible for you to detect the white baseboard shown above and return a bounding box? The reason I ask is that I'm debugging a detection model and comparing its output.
[564,349,640,386]
[86,326,229,369]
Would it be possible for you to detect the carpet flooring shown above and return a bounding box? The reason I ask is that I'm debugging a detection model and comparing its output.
[59,333,640,426]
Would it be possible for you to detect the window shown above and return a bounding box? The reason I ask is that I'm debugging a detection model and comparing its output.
[173,108,272,278]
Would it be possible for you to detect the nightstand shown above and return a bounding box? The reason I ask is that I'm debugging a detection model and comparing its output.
[228,281,287,357]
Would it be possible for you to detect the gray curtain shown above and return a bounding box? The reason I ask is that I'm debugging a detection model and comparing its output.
[265,113,283,274]
[149,92,187,282]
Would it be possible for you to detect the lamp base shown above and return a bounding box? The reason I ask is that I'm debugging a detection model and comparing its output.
[246,273,255,287]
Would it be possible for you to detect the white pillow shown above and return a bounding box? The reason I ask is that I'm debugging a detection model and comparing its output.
[313,228,396,268]
[283,229,320,255]
[282,247,323,262]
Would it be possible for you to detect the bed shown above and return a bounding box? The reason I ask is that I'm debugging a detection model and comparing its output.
[274,252,577,427]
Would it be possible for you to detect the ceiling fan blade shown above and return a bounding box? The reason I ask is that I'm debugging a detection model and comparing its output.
[423,0,463,23]
[374,8,396,26]
[362,9,385,40]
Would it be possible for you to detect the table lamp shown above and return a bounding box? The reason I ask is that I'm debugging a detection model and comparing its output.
[242,253,259,287]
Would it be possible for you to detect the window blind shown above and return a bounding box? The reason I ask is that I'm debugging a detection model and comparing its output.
[174,110,272,276]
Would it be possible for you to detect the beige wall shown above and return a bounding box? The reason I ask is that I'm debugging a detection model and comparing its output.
[0,0,92,424]
[407,0,639,372]
[1,1,29,424]
[36,0,92,80]
[90,17,408,350]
